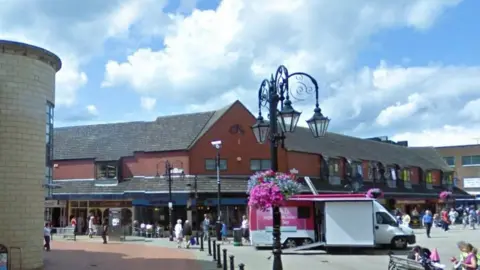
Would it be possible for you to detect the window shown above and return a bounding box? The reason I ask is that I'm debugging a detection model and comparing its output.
[425,171,433,189]
[328,159,340,176]
[443,156,455,167]
[297,207,311,219]
[376,212,397,226]
[401,169,410,181]
[96,162,118,179]
[45,101,54,199]
[461,155,480,166]
[205,159,227,171]
[250,159,271,171]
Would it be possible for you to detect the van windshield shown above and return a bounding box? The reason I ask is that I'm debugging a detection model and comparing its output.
[376,212,398,226]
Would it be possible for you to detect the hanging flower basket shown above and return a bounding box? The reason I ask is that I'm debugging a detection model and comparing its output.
[246,170,302,211]
[366,188,383,199]
[439,191,452,200]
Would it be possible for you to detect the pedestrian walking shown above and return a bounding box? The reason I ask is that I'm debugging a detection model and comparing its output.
[202,214,210,241]
[175,219,184,248]
[423,210,433,238]
[88,216,95,238]
[183,220,193,249]
[44,223,51,251]
[102,219,108,244]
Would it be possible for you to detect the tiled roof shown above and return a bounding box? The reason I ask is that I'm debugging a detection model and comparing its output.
[284,127,452,171]
[53,103,236,161]
[53,100,450,172]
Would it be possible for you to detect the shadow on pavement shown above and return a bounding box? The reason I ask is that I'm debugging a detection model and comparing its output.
[44,248,219,270]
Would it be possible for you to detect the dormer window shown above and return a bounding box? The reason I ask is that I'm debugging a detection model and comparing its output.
[96,162,118,179]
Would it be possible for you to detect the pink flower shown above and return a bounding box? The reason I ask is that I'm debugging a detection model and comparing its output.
[248,183,285,211]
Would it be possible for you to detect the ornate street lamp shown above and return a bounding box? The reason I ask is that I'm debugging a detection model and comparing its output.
[251,65,330,270]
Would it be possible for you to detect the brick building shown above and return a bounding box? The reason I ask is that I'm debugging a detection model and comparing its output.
[50,101,469,231]
[436,144,480,197]
[0,40,61,270]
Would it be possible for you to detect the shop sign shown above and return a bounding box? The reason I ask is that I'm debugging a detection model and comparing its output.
[89,200,132,208]
[396,200,426,204]
[44,200,66,208]
[463,178,480,188]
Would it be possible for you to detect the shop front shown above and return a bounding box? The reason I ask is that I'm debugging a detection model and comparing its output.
[68,200,133,234]
[44,200,67,227]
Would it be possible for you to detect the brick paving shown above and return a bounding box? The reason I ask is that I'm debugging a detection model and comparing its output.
[44,241,211,270]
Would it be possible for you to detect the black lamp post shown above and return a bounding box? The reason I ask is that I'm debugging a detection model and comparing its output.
[156,161,185,242]
[186,175,199,233]
[251,65,330,270]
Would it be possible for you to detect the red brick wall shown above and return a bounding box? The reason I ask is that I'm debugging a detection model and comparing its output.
[410,167,420,184]
[122,151,190,177]
[53,159,95,180]
[189,101,288,175]
[432,170,441,185]
[286,151,322,176]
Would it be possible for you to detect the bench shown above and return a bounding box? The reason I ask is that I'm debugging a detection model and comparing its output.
[53,227,76,240]
[388,255,426,270]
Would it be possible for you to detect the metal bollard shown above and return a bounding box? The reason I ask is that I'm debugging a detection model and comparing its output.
[229,255,235,270]
[216,244,222,268]
[208,236,212,256]
[200,234,204,251]
[222,249,228,270]
[239,263,245,270]
[212,240,217,261]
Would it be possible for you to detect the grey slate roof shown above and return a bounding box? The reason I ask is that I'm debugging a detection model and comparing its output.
[52,176,250,194]
[284,127,452,171]
[54,103,236,161]
[54,99,450,172]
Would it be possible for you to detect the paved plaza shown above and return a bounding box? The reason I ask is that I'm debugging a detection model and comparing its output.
[46,226,480,270]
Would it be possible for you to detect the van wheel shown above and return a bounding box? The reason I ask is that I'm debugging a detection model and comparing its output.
[301,238,313,246]
[284,239,297,249]
[391,236,407,249]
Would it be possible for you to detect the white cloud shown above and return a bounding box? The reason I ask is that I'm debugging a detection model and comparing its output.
[0,0,169,107]
[140,97,157,111]
[459,98,480,121]
[375,93,426,127]
[392,125,480,147]
[86,105,99,116]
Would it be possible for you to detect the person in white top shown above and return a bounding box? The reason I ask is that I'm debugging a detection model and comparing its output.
[146,223,153,237]
[174,219,183,248]
[241,215,249,244]
[88,216,95,238]
[44,223,51,251]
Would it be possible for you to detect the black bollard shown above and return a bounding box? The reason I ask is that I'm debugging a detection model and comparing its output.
[216,244,222,268]
[229,255,235,270]
[222,249,227,270]
[239,263,245,270]
[208,236,212,256]
[200,233,204,251]
[212,240,217,261]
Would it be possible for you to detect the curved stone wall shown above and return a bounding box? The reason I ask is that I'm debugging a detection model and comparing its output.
[0,40,61,270]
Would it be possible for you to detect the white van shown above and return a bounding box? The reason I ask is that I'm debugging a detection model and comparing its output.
[250,194,415,250]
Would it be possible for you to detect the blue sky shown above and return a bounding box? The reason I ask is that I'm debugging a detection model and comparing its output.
[2,0,480,146]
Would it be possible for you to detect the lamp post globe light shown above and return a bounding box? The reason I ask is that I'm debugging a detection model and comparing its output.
[251,65,330,270]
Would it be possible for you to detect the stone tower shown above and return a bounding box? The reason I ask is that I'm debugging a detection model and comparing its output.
[0,40,61,269]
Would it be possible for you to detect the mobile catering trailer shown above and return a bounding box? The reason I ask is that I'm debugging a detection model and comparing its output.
[248,193,415,250]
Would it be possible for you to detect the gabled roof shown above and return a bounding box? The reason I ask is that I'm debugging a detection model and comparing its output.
[284,127,452,171]
[53,102,237,161]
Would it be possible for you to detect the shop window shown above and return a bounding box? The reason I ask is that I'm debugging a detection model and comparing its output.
[461,155,480,166]
[96,162,118,179]
[205,159,227,171]
[250,159,271,171]
[443,156,455,167]
[328,159,341,185]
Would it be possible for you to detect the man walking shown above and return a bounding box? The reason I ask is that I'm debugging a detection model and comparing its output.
[44,223,51,251]
[422,210,433,238]
[102,219,108,244]
[202,214,210,241]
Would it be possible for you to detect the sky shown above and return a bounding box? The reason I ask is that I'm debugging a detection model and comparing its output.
[1,0,480,147]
